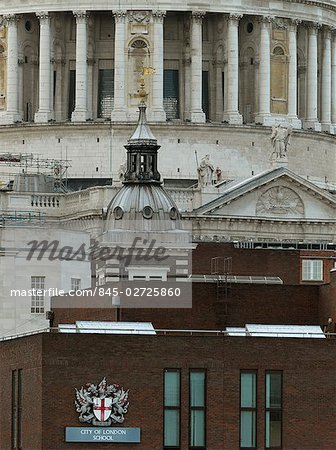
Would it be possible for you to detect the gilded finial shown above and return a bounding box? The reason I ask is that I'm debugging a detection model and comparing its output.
[137,66,156,101]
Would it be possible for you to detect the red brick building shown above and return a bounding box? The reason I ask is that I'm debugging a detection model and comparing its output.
[1,246,336,449]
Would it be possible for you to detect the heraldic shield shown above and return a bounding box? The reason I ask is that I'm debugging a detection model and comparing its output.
[93,397,112,423]
[75,377,129,427]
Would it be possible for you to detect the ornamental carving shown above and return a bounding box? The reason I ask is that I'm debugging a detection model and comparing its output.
[228,13,243,23]
[113,10,126,23]
[3,14,21,25]
[256,186,304,216]
[73,11,89,22]
[258,15,274,24]
[128,10,150,23]
[75,377,129,426]
[152,10,166,23]
[305,21,322,33]
[191,11,206,23]
[36,12,50,22]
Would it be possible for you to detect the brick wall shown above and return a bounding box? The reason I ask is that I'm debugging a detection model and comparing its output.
[53,282,320,330]
[319,270,336,325]
[193,243,302,284]
[0,335,42,450]
[1,333,336,449]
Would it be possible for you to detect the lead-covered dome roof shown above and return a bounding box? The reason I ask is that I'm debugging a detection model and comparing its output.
[105,102,181,232]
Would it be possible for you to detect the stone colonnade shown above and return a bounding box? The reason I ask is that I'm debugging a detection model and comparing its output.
[1,10,336,133]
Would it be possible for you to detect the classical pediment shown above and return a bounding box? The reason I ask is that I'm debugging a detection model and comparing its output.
[193,168,336,220]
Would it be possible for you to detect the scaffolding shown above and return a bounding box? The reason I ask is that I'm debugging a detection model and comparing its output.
[0,152,71,192]
[211,256,232,325]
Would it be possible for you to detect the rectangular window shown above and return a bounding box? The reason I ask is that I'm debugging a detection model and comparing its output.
[240,371,257,449]
[31,276,45,314]
[164,69,180,119]
[202,71,209,120]
[190,370,206,448]
[71,278,81,291]
[265,371,282,449]
[68,69,76,119]
[302,260,323,281]
[164,369,180,448]
[97,69,114,118]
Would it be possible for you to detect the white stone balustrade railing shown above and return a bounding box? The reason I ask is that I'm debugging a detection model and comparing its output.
[0,185,199,219]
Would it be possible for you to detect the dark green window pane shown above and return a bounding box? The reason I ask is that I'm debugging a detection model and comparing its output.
[266,373,282,409]
[241,372,256,408]
[240,410,256,448]
[164,409,179,446]
[164,371,180,407]
[190,410,205,446]
[266,410,282,448]
[190,371,205,407]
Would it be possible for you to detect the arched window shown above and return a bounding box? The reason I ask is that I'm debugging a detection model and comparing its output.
[273,46,285,56]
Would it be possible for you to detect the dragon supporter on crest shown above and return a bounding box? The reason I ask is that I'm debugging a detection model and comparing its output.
[75,377,129,426]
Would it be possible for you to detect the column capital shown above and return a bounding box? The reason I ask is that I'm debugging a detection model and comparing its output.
[3,14,21,25]
[226,13,243,24]
[112,10,127,23]
[152,10,166,23]
[258,15,274,25]
[191,11,206,23]
[36,11,50,22]
[287,18,302,31]
[323,25,333,38]
[73,10,89,23]
[305,21,322,33]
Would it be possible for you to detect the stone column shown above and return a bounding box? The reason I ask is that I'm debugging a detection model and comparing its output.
[287,19,302,129]
[71,10,89,122]
[111,10,127,122]
[223,13,243,124]
[1,14,21,123]
[190,11,206,123]
[331,30,336,126]
[151,10,166,121]
[255,16,272,126]
[303,22,321,131]
[35,12,54,123]
[321,26,333,133]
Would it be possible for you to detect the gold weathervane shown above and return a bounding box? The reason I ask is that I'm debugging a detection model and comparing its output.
[137,66,156,99]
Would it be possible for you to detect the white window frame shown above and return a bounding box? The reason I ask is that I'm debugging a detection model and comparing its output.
[301,260,323,281]
[126,266,170,281]
[31,276,45,314]
[71,277,81,291]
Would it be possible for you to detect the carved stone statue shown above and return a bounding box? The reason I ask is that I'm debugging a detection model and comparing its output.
[270,123,293,159]
[197,154,214,187]
[118,161,127,181]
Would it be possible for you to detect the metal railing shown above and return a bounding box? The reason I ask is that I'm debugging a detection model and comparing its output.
[0,327,330,341]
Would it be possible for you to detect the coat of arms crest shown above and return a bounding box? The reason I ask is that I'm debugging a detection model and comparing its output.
[75,377,129,426]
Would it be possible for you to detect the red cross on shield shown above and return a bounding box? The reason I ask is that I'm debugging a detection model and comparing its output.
[93,397,112,422]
